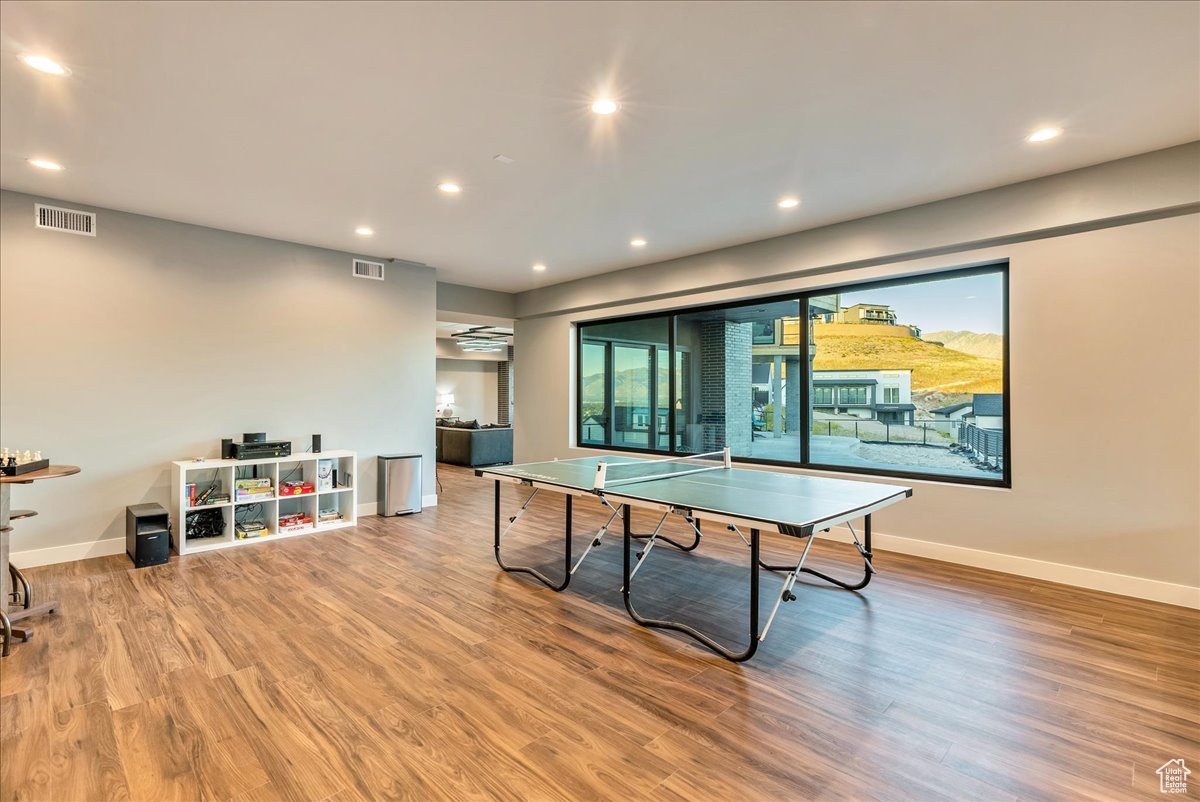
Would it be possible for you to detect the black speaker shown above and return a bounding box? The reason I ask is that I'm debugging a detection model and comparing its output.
[312,434,322,453]
[126,503,170,568]
[243,432,266,443]
[221,438,234,459]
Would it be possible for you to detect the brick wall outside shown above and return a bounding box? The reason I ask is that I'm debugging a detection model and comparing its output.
[698,321,753,452]
[785,356,800,433]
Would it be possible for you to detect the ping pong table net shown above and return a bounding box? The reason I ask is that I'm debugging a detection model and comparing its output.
[592,448,731,491]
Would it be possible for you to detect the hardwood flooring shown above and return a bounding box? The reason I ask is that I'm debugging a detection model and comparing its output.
[1,464,1197,801]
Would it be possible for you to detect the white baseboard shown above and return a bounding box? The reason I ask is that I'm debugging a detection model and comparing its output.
[818,525,1200,609]
[422,493,438,508]
[11,537,126,568]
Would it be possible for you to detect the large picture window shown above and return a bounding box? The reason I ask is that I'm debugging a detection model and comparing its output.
[576,263,1008,486]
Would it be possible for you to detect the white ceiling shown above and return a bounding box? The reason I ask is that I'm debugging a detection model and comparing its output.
[2,1,1197,293]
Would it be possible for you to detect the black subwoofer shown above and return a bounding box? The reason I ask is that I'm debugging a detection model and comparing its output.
[126,503,170,568]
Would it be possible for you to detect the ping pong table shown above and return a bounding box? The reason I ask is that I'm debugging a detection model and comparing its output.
[477,449,912,662]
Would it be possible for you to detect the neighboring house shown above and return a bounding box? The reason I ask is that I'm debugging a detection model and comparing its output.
[931,401,973,422]
[754,368,916,424]
[810,303,921,337]
[840,303,897,326]
[948,392,1006,467]
[930,400,973,434]
[816,303,897,325]
[934,394,1004,429]
[964,393,1004,429]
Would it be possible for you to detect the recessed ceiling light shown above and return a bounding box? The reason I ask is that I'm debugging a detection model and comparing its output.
[355,226,374,236]
[630,238,647,248]
[437,182,462,194]
[1027,128,1061,143]
[532,263,547,272]
[19,54,70,76]
[591,99,619,115]
[778,197,800,209]
[28,158,64,171]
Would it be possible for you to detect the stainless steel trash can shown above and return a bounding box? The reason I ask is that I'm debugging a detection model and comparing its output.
[378,454,423,516]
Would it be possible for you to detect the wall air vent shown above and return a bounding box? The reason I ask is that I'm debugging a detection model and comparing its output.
[352,258,385,281]
[35,203,96,236]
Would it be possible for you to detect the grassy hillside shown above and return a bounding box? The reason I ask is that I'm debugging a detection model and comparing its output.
[923,330,1004,360]
[813,330,1003,394]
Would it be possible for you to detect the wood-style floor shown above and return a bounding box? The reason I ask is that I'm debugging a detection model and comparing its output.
[1,464,1197,801]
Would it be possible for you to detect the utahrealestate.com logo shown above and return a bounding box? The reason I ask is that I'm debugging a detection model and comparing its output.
[1158,760,1190,794]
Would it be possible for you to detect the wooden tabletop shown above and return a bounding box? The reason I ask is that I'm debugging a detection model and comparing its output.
[0,465,81,484]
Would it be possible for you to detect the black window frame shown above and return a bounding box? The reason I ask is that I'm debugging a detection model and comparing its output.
[574,261,1011,488]
[839,386,868,405]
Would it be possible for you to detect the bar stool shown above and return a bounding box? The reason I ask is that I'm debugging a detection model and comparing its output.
[2,510,37,657]
[7,511,36,609]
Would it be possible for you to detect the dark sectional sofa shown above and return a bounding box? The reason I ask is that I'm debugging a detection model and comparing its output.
[436,423,513,467]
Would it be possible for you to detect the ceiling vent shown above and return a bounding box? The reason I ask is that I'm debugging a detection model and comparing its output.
[352,258,385,281]
[34,203,96,236]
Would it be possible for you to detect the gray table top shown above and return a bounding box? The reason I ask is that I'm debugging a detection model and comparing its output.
[479,456,911,534]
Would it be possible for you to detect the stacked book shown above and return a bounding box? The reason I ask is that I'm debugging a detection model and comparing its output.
[235,477,274,501]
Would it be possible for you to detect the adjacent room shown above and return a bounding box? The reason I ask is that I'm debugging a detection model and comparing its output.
[1,1,1197,800]
[435,320,515,468]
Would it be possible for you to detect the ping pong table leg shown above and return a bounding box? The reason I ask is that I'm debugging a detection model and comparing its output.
[493,480,574,591]
[622,504,761,663]
[762,514,875,591]
[632,514,701,552]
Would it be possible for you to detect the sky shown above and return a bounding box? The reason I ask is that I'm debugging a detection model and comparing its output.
[834,272,1004,335]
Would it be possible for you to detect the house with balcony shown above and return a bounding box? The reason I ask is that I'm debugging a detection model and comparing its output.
[811,301,921,337]
[840,303,897,325]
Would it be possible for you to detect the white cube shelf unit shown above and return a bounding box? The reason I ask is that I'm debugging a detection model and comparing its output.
[169,450,357,555]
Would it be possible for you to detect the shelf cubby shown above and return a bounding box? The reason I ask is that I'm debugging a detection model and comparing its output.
[233,498,276,541]
[171,450,357,555]
[181,505,233,551]
[316,489,354,529]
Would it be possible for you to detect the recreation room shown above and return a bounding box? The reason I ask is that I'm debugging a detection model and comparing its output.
[0,1,1197,799]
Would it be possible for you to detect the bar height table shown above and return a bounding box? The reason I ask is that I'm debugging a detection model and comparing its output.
[1,465,80,656]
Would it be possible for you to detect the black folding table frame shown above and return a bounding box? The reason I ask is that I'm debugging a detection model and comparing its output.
[489,477,881,662]
[491,480,701,592]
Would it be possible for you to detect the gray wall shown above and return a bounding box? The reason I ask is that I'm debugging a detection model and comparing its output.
[0,190,436,561]
[512,144,1200,597]
[435,358,499,424]
[517,143,1200,319]
[436,281,516,321]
